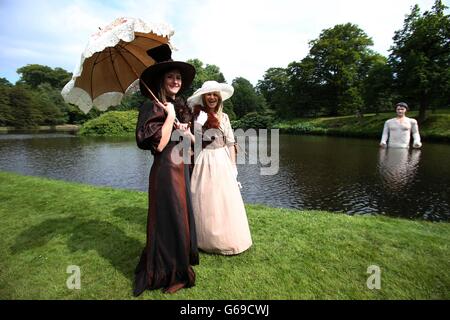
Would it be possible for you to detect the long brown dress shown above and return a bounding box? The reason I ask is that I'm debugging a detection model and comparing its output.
[133,99,199,296]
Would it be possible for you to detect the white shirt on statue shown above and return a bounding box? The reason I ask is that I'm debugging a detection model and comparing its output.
[380,117,422,148]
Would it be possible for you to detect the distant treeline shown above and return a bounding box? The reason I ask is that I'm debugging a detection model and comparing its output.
[0,0,448,128]
[256,1,450,122]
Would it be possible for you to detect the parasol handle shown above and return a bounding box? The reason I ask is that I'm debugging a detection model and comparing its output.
[140,79,180,126]
[139,75,160,104]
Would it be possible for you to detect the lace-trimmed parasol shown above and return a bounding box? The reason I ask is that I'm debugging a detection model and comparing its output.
[61,17,174,113]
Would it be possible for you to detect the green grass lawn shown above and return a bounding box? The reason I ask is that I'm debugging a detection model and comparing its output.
[0,171,449,300]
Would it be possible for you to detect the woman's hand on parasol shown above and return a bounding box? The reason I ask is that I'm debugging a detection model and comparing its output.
[154,101,175,117]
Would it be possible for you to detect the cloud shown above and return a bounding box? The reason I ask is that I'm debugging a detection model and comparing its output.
[0,0,445,85]
[173,0,440,85]
[0,0,174,81]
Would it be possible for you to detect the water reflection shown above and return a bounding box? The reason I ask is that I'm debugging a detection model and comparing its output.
[0,133,449,221]
[0,134,152,191]
[378,148,421,192]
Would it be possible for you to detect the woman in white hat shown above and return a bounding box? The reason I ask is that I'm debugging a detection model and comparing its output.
[187,80,252,255]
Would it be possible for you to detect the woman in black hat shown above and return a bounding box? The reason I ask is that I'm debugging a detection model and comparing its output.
[134,44,199,296]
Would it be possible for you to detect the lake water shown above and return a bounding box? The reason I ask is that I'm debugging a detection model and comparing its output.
[0,133,448,221]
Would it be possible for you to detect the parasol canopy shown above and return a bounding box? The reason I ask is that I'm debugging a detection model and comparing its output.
[61,17,174,113]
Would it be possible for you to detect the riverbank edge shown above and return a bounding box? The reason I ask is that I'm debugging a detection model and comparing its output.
[81,110,450,143]
[1,124,447,143]
[274,126,450,142]
[0,171,449,299]
[0,124,80,134]
[271,114,450,143]
[2,111,449,143]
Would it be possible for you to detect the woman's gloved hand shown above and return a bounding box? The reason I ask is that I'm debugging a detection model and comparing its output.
[232,165,242,189]
[196,111,208,126]
[232,165,238,179]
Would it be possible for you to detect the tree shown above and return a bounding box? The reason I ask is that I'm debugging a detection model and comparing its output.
[184,58,236,117]
[0,78,13,126]
[184,59,226,98]
[286,58,325,117]
[34,83,65,125]
[0,77,12,87]
[8,85,44,128]
[257,67,289,114]
[52,67,73,89]
[305,23,376,115]
[66,105,102,125]
[362,55,396,114]
[231,77,266,117]
[222,99,236,120]
[389,0,450,121]
[109,92,146,112]
[16,64,72,89]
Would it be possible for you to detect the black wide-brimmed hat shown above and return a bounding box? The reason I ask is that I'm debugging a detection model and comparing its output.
[139,44,195,98]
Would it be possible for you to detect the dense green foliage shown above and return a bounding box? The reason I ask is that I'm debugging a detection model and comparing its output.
[77,108,450,142]
[389,0,450,121]
[184,59,226,98]
[362,56,396,114]
[16,64,72,89]
[258,0,449,119]
[258,23,385,117]
[78,111,138,136]
[231,111,275,130]
[231,77,266,117]
[2,1,448,129]
[0,66,146,128]
[257,67,290,114]
[272,110,450,142]
[0,78,67,127]
[1,171,448,299]
[108,92,146,112]
[228,108,450,142]
[0,65,99,127]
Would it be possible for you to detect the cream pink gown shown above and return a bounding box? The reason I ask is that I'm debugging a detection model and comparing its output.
[191,113,252,255]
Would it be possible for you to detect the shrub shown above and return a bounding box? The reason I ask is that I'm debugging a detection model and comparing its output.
[231,112,275,129]
[78,111,137,136]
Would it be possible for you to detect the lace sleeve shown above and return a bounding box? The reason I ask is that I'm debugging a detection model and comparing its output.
[223,113,235,146]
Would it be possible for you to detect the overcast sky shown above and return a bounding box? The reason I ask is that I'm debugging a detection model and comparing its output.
[0,0,447,86]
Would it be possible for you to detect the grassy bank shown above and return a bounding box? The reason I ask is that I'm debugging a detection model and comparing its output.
[273,110,450,142]
[0,124,80,134]
[76,109,450,143]
[0,171,448,300]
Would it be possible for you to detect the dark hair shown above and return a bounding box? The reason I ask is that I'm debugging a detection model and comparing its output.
[172,97,191,124]
[153,69,192,124]
[157,68,182,103]
[396,102,409,110]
